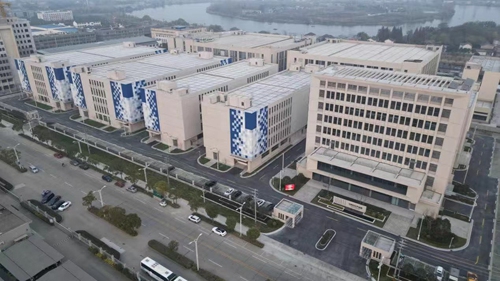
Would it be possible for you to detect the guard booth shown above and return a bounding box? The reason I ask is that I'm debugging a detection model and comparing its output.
[272,199,304,228]
[360,231,395,265]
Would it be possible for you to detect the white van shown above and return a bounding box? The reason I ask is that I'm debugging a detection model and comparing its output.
[29,165,39,173]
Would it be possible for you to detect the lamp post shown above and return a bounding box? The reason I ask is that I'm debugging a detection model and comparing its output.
[237,202,246,237]
[7,143,20,166]
[139,162,149,188]
[449,236,455,248]
[417,215,424,240]
[377,256,385,281]
[189,233,202,271]
[93,185,106,207]
[279,153,284,191]
[73,140,82,154]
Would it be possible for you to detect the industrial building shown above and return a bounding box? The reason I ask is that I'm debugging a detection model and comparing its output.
[142,58,278,151]
[299,66,477,216]
[34,32,97,50]
[75,51,232,133]
[202,65,317,173]
[95,26,152,41]
[152,29,315,71]
[287,39,442,75]
[151,25,207,41]
[15,42,167,111]
[36,10,74,22]
[37,36,158,55]
[462,56,500,122]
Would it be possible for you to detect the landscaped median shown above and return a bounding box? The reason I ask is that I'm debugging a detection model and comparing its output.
[21,199,62,224]
[0,147,28,173]
[87,205,142,236]
[149,239,225,281]
[315,229,336,250]
[406,216,466,249]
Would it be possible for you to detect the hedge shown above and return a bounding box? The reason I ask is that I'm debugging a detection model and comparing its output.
[197,268,226,281]
[88,206,139,236]
[21,201,53,225]
[0,176,14,190]
[148,239,194,269]
[26,199,62,223]
[76,230,121,259]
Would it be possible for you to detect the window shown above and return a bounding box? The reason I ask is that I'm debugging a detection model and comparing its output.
[432,151,441,160]
[319,90,325,98]
[438,123,447,133]
[425,176,435,187]
[318,102,324,110]
[445,98,454,105]
[441,109,451,118]
[429,164,438,172]
[435,137,444,146]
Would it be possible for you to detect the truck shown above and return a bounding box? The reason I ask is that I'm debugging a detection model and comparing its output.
[448,268,459,281]
[467,271,478,281]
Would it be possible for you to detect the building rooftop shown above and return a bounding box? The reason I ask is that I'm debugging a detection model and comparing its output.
[37,36,157,55]
[90,53,228,83]
[299,40,438,64]
[37,261,97,281]
[318,66,477,94]
[362,231,395,253]
[470,56,500,72]
[310,147,426,187]
[275,199,303,215]
[228,70,311,111]
[193,32,305,49]
[0,204,29,234]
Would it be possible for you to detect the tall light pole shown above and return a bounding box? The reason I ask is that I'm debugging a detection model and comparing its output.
[279,153,284,191]
[164,156,170,186]
[417,215,424,240]
[93,185,106,207]
[237,202,246,237]
[189,233,202,271]
[139,163,149,188]
[377,256,385,281]
[73,140,82,154]
[8,143,20,166]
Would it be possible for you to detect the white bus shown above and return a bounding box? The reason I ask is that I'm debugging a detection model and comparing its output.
[140,257,186,281]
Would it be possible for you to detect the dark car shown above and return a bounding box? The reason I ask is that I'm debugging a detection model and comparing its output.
[70,159,81,166]
[231,190,242,199]
[115,180,125,187]
[52,200,65,210]
[41,193,55,204]
[79,163,90,170]
[41,190,51,197]
[102,175,113,182]
[49,195,61,206]
[53,153,64,159]
[204,180,217,189]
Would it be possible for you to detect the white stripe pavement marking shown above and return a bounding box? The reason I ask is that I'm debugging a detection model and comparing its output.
[175,217,186,224]
[134,198,146,204]
[252,255,268,263]
[209,259,222,267]
[50,174,56,178]
[183,246,193,252]
[228,180,236,184]
[240,277,249,281]
[154,207,164,212]
[199,229,210,235]
[159,233,169,239]
[80,191,87,195]
[65,182,73,187]
[223,241,237,249]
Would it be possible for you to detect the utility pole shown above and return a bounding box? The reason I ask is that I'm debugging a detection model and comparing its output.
[189,233,202,271]
[140,162,150,189]
[279,153,284,191]
[164,155,170,186]
[417,215,424,240]
[73,140,82,154]
[8,143,20,166]
[237,202,246,237]
[253,189,257,224]
[93,185,106,207]
[395,238,405,279]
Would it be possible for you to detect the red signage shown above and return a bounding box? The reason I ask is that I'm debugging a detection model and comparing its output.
[284,184,295,191]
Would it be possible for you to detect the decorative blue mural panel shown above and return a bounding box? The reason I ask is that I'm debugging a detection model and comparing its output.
[15,59,31,92]
[142,88,161,131]
[111,80,146,123]
[70,72,86,108]
[230,106,268,160]
[220,58,232,65]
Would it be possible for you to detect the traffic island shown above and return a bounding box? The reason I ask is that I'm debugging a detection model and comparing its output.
[87,205,141,236]
[315,229,336,250]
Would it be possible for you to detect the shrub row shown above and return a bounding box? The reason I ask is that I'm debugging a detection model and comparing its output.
[76,230,121,259]
[20,201,53,225]
[26,199,62,222]
[88,206,139,236]
[198,268,226,281]
[0,176,14,191]
[87,246,137,280]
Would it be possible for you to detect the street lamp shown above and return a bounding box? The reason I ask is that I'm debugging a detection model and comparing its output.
[377,256,385,281]
[237,202,246,237]
[7,143,21,166]
[417,215,424,240]
[73,140,82,154]
[139,162,150,188]
[93,185,106,207]
[189,233,202,271]
[279,152,285,191]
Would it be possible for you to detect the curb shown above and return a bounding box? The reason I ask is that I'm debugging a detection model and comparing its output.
[314,229,336,251]
[404,219,473,251]
[151,144,196,156]
[365,259,376,281]
[70,116,117,134]
[24,101,64,114]
[196,153,233,173]
[262,223,287,236]
[120,128,147,138]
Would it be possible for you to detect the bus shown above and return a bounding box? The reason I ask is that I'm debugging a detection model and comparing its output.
[140,257,187,281]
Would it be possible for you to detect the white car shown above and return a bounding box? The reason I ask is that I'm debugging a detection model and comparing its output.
[188,215,201,223]
[224,188,234,196]
[159,199,167,207]
[29,165,39,173]
[212,227,227,237]
[58,201,72,211]
[435,266,444,281]
[256,199,265,207]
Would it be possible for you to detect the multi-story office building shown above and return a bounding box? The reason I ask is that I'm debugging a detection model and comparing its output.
[202,65,316,173]
[36,10,74,22]
[16,42,167,111]
[151,26,207,41]
[287,39,442,75]
[0,17,36,94]
[142,58,278,151]
[75,51,231,133]
[462,56,500,122]
[300,66,477,216]
[155,30,315,71]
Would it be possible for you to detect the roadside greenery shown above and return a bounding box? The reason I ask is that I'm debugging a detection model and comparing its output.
[82,191,97,209]
[271,173,309,195]
[76,230,120,259]
[406,217,466,248]
[87,205,141,236]
[0,147,27,172]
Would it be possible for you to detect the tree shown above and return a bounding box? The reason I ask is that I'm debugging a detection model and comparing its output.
[258,30,270,34]
[428,217,452,242]
[415,267,428,281]
[246,228,260,241]
[107,206,126,225]
[188,195,203,212]
[142,15,152,21]
[402,263,415,276]
[168,240,179,252]
[124,213,142,232]
[169,187,179,204]
[207,25,224,32]
[229,27,239,30]
[205,204,219,221]
[109,158,126,179]
[225,216,237,231]
[356,32,370,41]
[154,180,169,197]
[32,126,53,143]
[82,191,97,209]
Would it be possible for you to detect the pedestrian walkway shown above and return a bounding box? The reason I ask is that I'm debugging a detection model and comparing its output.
[384,213,412,237]
[293,180,322,203]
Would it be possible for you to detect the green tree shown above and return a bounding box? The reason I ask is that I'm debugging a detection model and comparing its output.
[207,24,224,32]
[32,126,53,143]
[258,30,270,34]
[229,27,239,30]
[82,191,97,209]
[168,240,179,252]
[124,213,142,231]
[402,263,415,276]
[356,32,370,41]
[154,180,169,198]
[225,216,237,231]
[188,195,203,212]
[246,228,261,241]
[0,148,20,166]
[415,267,428,281]
[107,206,126,225]
[142,15,152,21]
[205,204,219,221]
[109,158,126,179]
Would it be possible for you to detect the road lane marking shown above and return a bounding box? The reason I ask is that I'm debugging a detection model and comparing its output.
[141,223,146,226]
[50,174,56,178]
[479,235,482,244]
[133,198,146,204]
[479,160,481,165]
[259,175,266,181]
[326,216,338,221]
[223,241,237,249]
[485,203,488,210]
[80,191,87,195]
[199,229,210,235]
[209,259,222,267]
[357,228,366,232]
[284,269,302,278]
[228,180,236,184]
[183,246,193,252]
[240,277,249,281]
[482,218,485,227]
[475,256,479,264]
[175,217,186,224]
[252,255,268,263]
[159,233,169,240]
[154,207,164,212]
[65,182,73,187]
[487,190,489,196]
[477,169,479,175]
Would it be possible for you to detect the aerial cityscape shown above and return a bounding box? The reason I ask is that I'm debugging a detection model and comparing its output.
[0,0,500,281]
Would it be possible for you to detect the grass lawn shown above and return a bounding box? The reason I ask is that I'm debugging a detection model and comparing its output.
[153,143,169,151]
[70,114,81,120]
[439,209,470,222]
[26,100,53,110]
[406,227,466,249]
[368,260,393,281]
[199,157,210,165]
[103,126,116,132]
[83,119,106,128]
[210,162,231,171]
[171,148,192,154]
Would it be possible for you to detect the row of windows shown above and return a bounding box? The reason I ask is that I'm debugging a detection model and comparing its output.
[247,71,270,84]
[196,64,219,73]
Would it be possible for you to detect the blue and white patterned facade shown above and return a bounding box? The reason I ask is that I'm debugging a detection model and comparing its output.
[45,66,73,102]
[220,58,232,66]
[140,88,160,131]
[230,106,268,159]
[15,59,31,92]
[70,72,86,109]
[111,80,146,123]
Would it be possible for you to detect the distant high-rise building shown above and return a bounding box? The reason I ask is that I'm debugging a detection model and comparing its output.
[36,10,74,22]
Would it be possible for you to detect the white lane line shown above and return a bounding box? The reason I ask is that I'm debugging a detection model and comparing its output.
[209,259,222,267]
[65,182,73,187]
[252,255,268,263]
[183,246,193,252]
[141,223,146,226]
[228,180,236,184]
[240,276,249,281]
[159,233,169,240]
[154,207,164,212]
[175,217,186,224]
[223,241,237,249]
[284,270,301,278]
[50,174,57,178]
[199,228,210,235]
[133,198,146,204]
[80,190,87,195]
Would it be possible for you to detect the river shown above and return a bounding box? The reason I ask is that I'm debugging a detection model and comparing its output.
[129,3,500,36]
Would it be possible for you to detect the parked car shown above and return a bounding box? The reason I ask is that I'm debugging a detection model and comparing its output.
[53,153,64,159]
[79,163,90,170]
[70,159,81,166]
[41,193,54,204]
[102,175,113,182]
[48,195,61,206]
[224,188,235,196]
[435,266,444,281]
[115,180,125,188]
[29,165,39,173]
[256,199,265,207]
[41,190,51,197]
[52,200,65,210]
[231,190,242,199]
[204,180,217,189]
[58,201,72,211]
[126,186,137,193]
[212,227,227,237]
[159,199,167,207]
[188,215,201,224]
